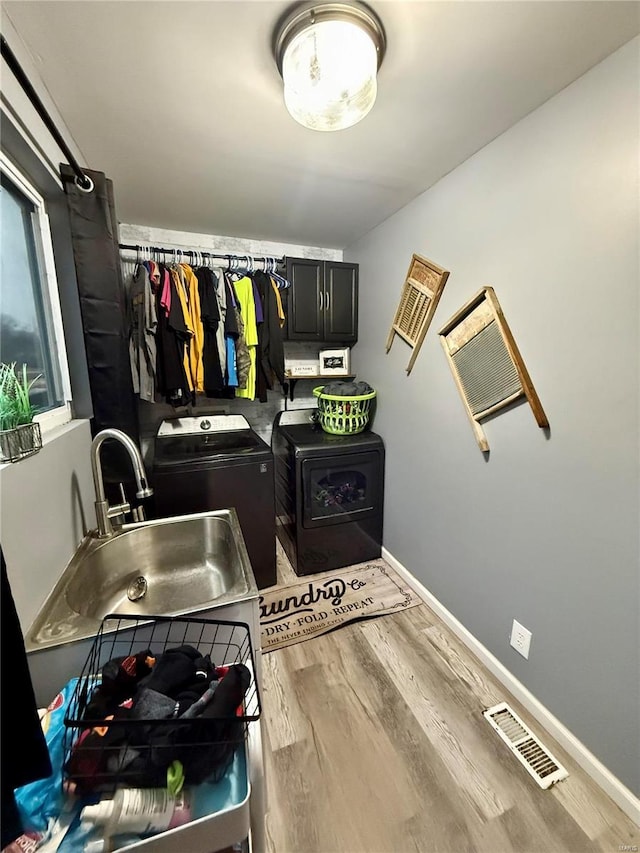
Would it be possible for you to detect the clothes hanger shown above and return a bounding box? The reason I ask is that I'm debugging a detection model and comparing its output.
[279,258,291,289]
[224,257,239,285]
[270,261,290,289]
[229,256,243,280]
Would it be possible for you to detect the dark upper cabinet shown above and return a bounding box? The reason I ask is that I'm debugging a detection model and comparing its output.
[324,261,358,342]
[284,257,358,344]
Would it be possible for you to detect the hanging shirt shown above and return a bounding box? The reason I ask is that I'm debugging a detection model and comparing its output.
[226,337,238,387]
[254,269,285,402]
[160,267,172,317]
[127,263,157,402]
[211,266,227,377]
[271,276,286,328]
[221,273,241,389]
[169,265,195,392]
[156,263,191,407]
[232,299,250,392]
[147,260,161,293]
[233,275,258,400]
[252,278,264,323]
[196,266,224,394]
[179,263,205,392]
[169,264,205,393]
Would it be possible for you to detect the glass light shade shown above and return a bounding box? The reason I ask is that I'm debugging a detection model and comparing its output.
[282,19,378,132]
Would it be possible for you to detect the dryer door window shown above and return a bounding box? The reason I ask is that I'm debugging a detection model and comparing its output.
[301,451,382,528]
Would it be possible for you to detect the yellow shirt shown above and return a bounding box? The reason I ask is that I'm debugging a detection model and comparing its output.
[179,264,204,392]
[270,277,286,328]
[233,276,258,400]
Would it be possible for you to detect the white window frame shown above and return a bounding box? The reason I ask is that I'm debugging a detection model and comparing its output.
[0,150,72,432]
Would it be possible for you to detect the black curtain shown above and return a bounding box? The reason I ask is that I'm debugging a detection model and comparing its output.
[61,165,139,486]
[1,547,52,848]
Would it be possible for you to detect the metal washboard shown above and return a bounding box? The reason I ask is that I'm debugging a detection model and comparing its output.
[438,287,548,451]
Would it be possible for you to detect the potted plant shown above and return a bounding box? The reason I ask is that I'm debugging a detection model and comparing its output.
[0,362,43,462]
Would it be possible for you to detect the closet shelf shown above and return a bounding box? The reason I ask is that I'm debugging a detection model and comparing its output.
[283,374,355,402]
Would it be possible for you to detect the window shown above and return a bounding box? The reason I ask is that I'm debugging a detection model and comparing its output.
[0,152,71,430]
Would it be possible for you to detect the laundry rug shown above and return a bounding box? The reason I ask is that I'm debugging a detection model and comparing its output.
[259,560,422,653]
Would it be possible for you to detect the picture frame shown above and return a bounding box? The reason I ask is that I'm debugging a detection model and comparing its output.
[319,348,350,376]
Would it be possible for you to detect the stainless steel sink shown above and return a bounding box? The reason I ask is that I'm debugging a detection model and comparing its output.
[25,509,258,651]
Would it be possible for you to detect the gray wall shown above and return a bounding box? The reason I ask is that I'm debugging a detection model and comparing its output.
[0,420,96,632]
[345,38,639,795]
[1,15,97,635]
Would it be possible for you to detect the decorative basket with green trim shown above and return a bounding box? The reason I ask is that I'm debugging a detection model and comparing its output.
[313,386,376,435]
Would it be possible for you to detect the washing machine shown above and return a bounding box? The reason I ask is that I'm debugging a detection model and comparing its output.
[272,409,385,576]
[151,414,276,589]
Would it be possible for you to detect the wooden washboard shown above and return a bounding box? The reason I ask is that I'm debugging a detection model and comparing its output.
[438,287,548,451]
[386,254,449,374]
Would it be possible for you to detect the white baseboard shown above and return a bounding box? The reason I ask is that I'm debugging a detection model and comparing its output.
[382,546,640,827]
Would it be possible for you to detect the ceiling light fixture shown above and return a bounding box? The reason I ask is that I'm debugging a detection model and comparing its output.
[273,2,386,132]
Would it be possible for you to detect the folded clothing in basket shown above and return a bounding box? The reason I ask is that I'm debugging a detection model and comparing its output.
[84,649,156,719]
[321,380,373,396]
[65,644,251,794]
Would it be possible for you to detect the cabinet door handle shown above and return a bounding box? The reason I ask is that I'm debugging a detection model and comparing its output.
[325,290,330,313]
[319,291,324,311]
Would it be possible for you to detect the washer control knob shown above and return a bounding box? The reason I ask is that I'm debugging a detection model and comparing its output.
[200,419,212,431]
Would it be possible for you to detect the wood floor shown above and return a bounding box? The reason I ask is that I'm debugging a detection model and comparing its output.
[260,544,639,853]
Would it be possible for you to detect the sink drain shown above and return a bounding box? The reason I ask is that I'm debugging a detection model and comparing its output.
[127,576,148,602]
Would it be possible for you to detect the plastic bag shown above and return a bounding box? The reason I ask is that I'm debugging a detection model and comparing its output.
[14,678,78,832]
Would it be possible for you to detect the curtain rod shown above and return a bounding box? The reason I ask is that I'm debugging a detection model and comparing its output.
[119,243,285,265]
[0,35,93,192]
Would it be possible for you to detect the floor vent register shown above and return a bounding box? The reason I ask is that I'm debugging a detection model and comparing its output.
[483,702,569,789]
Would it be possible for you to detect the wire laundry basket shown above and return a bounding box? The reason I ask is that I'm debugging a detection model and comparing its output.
[313,386,376,435]
[62,613,261,795]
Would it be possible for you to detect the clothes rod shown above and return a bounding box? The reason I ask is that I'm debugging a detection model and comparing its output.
[119,243,285,265]
[1,35,93,192]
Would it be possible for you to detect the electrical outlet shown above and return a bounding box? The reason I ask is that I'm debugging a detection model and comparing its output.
[510,619,532,659]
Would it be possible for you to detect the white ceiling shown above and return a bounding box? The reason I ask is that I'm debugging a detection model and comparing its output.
[3,1,639,249]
